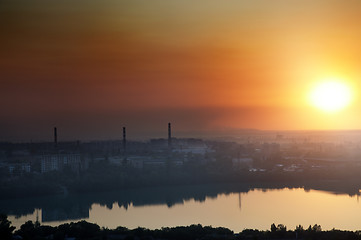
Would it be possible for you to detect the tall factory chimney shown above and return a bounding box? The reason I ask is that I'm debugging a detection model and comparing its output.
[168,122,172,149]
[54,127,57,148]
[123,127,126,154]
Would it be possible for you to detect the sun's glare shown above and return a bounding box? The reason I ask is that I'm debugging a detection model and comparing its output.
[309,80,352,112]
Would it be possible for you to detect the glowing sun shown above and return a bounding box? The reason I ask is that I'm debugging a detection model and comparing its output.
[309,80,352,112]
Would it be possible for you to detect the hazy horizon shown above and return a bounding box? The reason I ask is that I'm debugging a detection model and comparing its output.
[4,125,361,143]
[2,1,361,141]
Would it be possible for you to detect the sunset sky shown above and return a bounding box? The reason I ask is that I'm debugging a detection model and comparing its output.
[1,0,361,141]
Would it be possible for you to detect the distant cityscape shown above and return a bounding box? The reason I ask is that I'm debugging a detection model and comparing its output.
[1,123,361,181]
[2,124,361,234]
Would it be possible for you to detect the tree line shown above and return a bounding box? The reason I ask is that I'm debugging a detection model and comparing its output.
[1,214,361,240]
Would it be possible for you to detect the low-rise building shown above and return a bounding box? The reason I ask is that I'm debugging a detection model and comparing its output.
[41,153,83,173]
[232,157,253,170]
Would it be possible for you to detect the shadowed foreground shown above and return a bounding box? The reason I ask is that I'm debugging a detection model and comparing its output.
[1,214,361,240]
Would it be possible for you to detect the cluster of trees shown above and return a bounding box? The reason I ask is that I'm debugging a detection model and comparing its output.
[241,223,360,240]
[1,214,361,240]
[0,215,232,240]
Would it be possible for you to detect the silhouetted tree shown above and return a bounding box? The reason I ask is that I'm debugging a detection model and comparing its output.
[307,224,322,232]
[270,223,287,238]
[277,224,286,232]
[312,224,322,232]
[270,223,277,233]
[67,220,101,239]
[0,214,15,240]
[295,224,304,232]
[16,220,36,240]
[295,224,304,239]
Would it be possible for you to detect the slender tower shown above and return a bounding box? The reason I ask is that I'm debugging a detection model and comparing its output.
[123,127,126,155]
[168,122,172,149]
[54,127,57,149]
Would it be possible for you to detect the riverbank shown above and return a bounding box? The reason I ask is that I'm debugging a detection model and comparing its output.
[1,161,361,200]
[1,215,360,240]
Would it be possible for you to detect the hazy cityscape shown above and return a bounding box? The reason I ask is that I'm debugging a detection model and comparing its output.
[3,125,361,194]
[3,0,361,239]
[2,125,361,236]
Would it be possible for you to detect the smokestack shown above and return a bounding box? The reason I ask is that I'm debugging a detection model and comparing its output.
[123,127,126,153]
[168,122,172,149]
[54,127,57,148]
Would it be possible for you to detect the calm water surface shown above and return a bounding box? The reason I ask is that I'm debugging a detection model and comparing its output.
[5,186,361,232]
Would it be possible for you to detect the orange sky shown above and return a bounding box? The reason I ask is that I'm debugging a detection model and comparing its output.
[1,0,361,141]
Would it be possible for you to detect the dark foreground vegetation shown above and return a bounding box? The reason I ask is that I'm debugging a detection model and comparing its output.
[1,214,361,240]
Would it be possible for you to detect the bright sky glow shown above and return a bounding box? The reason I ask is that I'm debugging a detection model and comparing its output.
[309,80,352,112]
[2,0,361,140]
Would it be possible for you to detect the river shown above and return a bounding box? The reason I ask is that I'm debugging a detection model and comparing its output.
[2,184,361,232]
